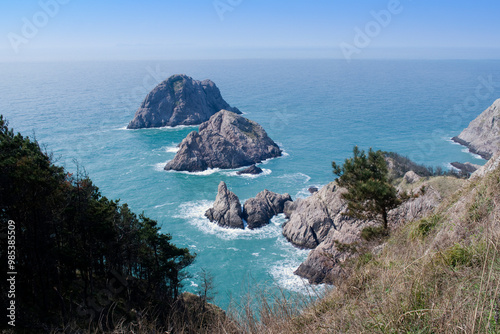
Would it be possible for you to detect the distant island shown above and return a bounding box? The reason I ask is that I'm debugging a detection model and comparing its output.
[127,74,241,129]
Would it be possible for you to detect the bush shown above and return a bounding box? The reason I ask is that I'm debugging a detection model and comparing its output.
[361,226,389,241]
[409,215,441,240]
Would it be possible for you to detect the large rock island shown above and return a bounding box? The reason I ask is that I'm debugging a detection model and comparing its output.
[164,110,281,172]
[452,98,500,160]
[127,74,241,129]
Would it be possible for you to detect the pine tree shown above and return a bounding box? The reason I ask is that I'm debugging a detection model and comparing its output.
[332,146,400,229]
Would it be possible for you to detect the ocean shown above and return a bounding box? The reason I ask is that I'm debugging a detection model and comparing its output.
[1,59,498,309]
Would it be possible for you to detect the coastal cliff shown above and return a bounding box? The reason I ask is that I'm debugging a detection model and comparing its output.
[452,98,500,159]
[127,74,241,129]
[286,171,463,284]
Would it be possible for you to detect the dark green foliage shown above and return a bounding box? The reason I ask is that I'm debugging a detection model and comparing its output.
[333,146,401,229]
[360,226,389,241]
[384,151,468,179]
[0,115,195,331]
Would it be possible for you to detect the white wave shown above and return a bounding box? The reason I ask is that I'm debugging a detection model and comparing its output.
[154,202,174,209]
[165,168,222,176]
[446,137,461,145]
[295,183,326,199]
[446,162,460,172]
[269,237,326,295]
[165,145,180,153]
[278,172,311,185]
[158,124,198,131]
[252,253,260,257]
[224,168,272,178]
[154,161,169,172]
[227,247,240,252]
[176,200,283,240]
[123,124,198,131]
[461,148,484,160]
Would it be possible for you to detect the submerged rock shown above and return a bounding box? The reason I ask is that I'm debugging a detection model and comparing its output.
[165,110,281,172]
[242,190,292,229]
[205,182,244,229]
[127,74,241,129]
[237,165,263,175]
[452,98,500,160]
[308,186,319,194]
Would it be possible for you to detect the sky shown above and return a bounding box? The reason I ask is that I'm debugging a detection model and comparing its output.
[1,0,500,61]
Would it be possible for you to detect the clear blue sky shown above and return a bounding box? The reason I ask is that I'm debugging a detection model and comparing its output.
[1,0,499,61]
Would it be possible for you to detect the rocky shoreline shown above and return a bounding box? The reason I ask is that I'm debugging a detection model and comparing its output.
[452,98,500,160]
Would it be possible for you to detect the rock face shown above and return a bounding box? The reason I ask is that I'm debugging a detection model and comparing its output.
[403,171,421,184]
[452,98,500,160]
[287,180,444,284]
[127,74,241,129]
[164,110,281,172]
[242,190,292,229]
[282,182,350,249]
[205,182,244,229]
[237,165,263,175]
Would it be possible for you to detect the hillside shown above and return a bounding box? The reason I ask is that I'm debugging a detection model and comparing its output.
[238,154,500,333]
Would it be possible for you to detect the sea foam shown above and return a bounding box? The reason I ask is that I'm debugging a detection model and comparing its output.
[176,201,283,241]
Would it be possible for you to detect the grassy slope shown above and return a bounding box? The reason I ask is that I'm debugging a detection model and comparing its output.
[291,166,499,333]
[247,165,500,333]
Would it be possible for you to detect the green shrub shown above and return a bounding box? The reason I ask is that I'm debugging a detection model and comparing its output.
[361,225,389,241]
[409,215,441,240]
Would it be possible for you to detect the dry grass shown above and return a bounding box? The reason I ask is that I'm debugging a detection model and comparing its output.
[267,165,500,334]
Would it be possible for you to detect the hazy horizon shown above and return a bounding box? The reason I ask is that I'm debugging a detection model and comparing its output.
[2,0,500,62]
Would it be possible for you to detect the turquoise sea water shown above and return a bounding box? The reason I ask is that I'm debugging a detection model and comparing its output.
[1,59,498,309]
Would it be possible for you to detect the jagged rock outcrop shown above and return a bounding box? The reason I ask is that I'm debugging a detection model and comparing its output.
[403,171,421,184]
[127,74,241,129]
[452,98,500,160]
[205,182,244,229]
[242,190,292,229]
[165,110,281,172]
[450,162,480,175]
[237,165,263,175]
[282,182,350,249]
[289,180,446,284]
